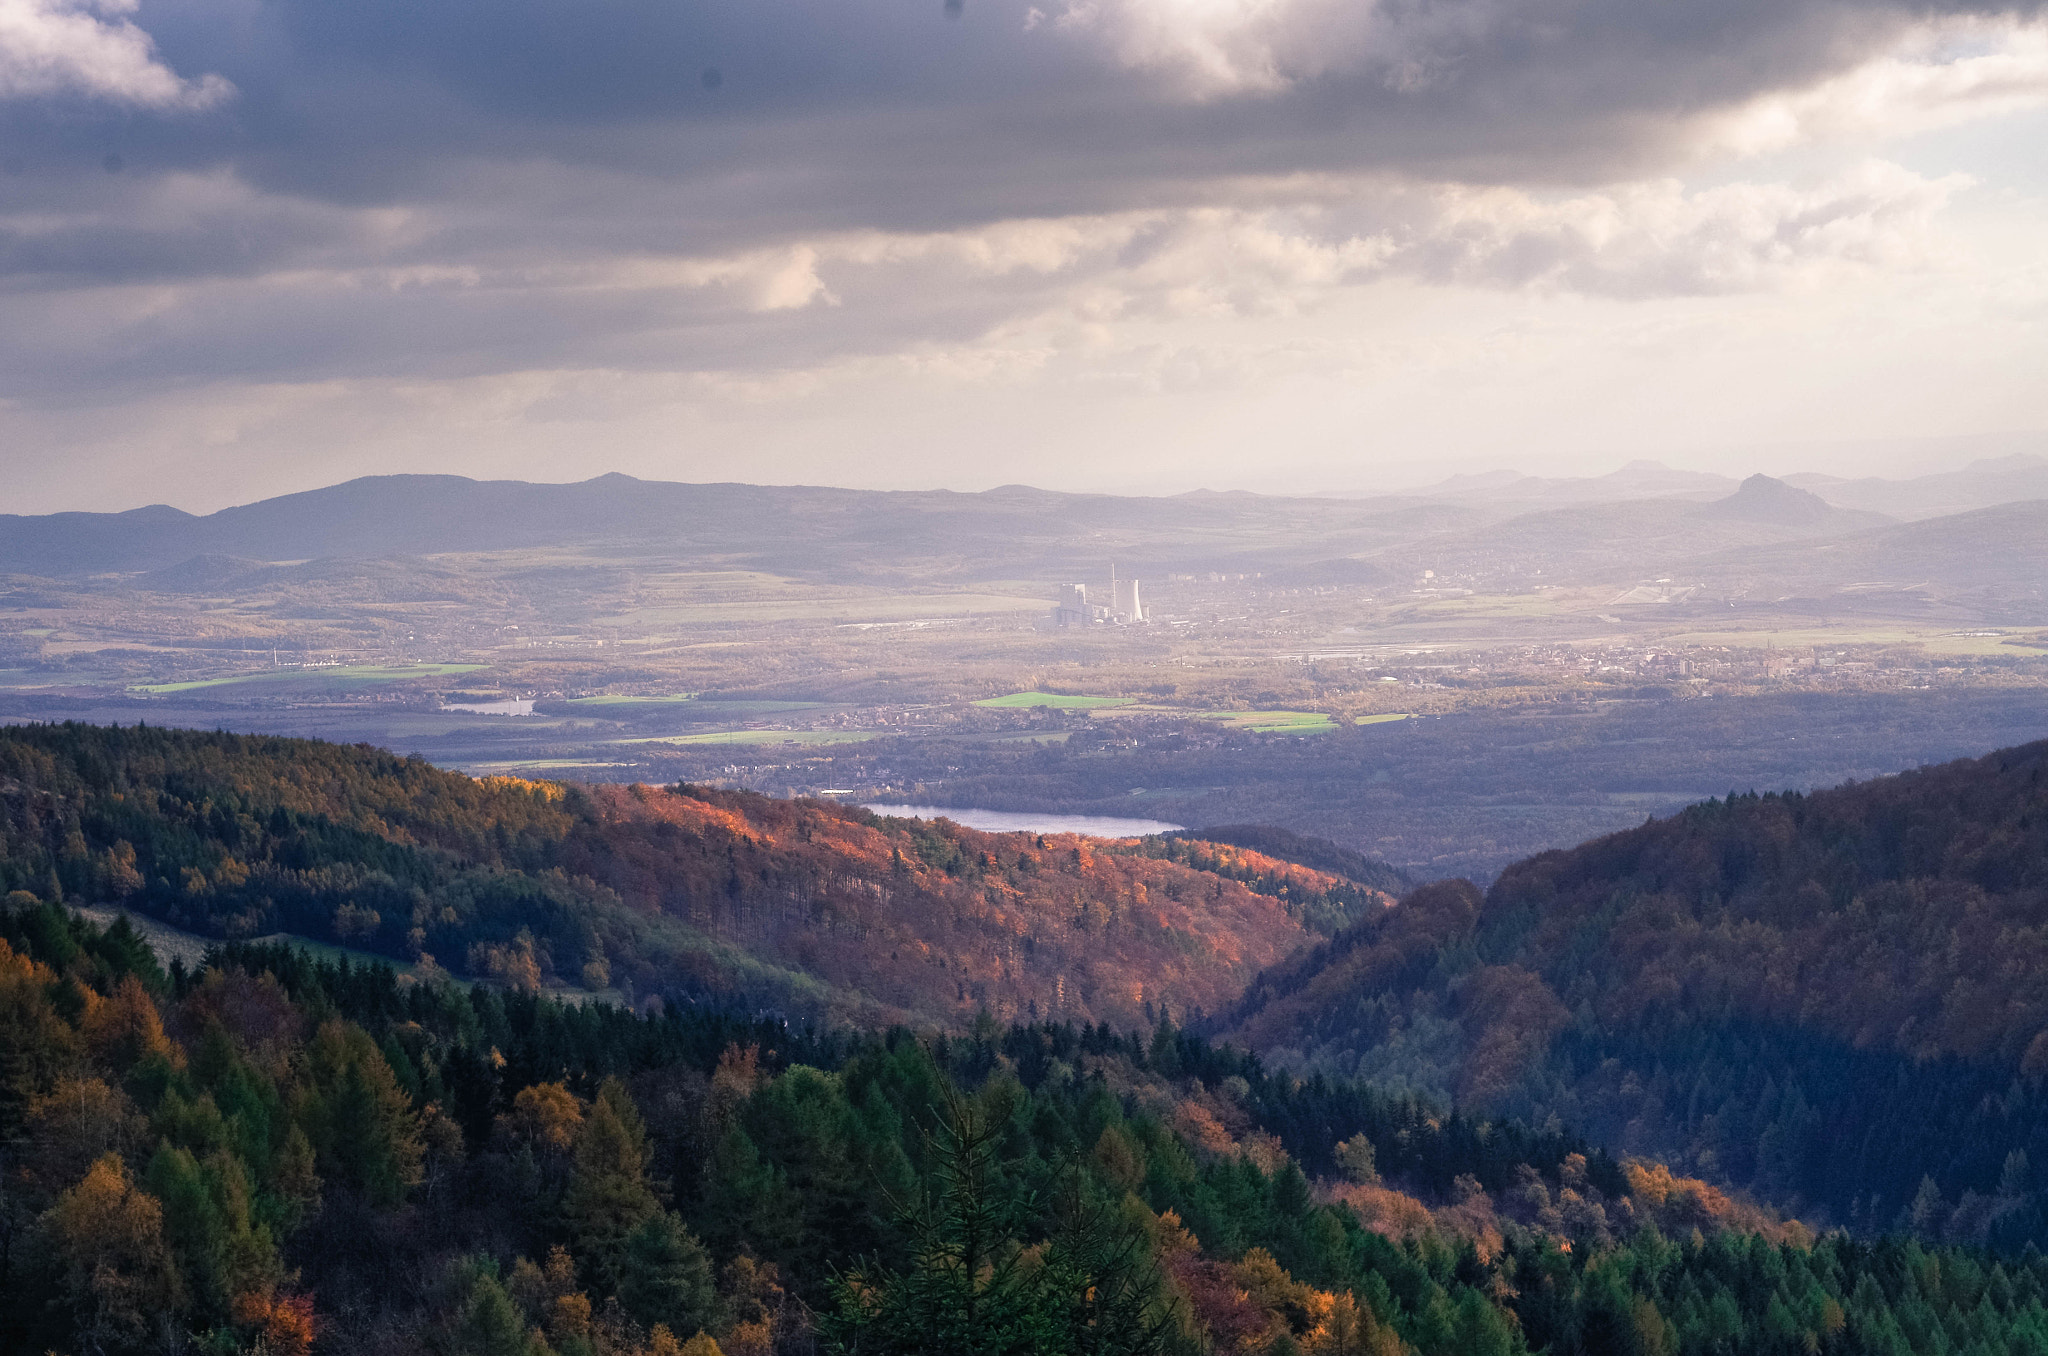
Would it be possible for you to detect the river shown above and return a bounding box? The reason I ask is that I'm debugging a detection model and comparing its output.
[861,803,1184,838]
[442,698,536,716]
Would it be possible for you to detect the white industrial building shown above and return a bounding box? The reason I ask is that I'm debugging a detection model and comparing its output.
[1051,567,1145,627]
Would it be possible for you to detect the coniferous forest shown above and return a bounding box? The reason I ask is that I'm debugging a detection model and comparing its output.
[9,724,2048,1352]
[12,910,2048,1356]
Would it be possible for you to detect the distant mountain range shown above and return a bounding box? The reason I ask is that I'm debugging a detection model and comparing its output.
[1787,453,2048,520]
[2,463,2041,598]
[0,473,1480,582]
[1401,452,2048,521]
[1388,474,1909,583]
[1399,459,1748,505]
[1694,498,2048,589]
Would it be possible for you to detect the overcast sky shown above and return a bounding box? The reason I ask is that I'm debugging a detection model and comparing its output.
[1,0,2044,513]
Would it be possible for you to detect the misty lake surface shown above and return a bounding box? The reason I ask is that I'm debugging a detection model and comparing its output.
[862,803,1184,838]
[442,699,535,716]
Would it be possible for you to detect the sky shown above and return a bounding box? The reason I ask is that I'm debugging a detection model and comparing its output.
[1,0,2045,513]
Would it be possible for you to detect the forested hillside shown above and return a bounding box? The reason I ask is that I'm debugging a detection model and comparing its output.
[1218,738,2048,1245]
[0,724,1391,1031]
[12,904,2048,1355]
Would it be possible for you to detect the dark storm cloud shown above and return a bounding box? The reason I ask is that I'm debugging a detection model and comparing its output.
[7,0,2036,231]
[0,0,2038,405]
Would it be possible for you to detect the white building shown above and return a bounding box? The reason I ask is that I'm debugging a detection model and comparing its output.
[1050,568,1145,627]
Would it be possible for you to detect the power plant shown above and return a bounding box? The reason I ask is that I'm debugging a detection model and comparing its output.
[1050,565,1145,627]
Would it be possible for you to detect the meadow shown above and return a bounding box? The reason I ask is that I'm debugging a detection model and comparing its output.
[133,662,483,694]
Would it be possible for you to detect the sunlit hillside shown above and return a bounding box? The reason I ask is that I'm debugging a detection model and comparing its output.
[0,724,1391,1030]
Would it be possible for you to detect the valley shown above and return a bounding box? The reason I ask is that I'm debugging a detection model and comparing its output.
[9,711,2048,1352]
[4,464,2045,879]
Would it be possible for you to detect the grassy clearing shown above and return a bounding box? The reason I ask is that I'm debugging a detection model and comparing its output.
[1203,710,1341,734]
[74,905,635,1006]
[135,663,481,694]
[71,905,418,977]
[976,692,1134,709]
[1354,713,1414,726]
[1087,704,1356,734]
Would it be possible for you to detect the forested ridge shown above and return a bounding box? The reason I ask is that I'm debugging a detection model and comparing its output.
[0,723,1393,1031]
[11,903,2048,1355]
[1218,738,2048,1247]
[24,722,2048,1352]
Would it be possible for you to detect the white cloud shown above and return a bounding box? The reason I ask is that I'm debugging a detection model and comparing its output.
[0,159,1970,410]
[1387,163,1970,296]
[645,245,837,313]
[1706,18,2048,155]
[786,162,1969,320]
[1043,0,1453,97]
[1049,0,1297,95]
[0,0,232,109]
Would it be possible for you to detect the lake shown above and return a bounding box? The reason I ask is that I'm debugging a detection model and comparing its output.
[861,803,1184,838]
[442,698,536,716]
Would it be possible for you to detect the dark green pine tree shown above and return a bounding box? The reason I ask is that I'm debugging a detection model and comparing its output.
[1032,1172,1173,1356]
[459,1267,540,1356]
[822,1091,1053,1356]
[563,1077,662,1291]
[619,1211,720,1339]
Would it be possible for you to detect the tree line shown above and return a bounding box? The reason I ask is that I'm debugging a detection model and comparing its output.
[7,899,2048,1353]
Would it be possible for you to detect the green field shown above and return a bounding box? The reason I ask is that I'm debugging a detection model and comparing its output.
[1354,712,1414,726]
[565,693,702,707]
[1203,710,1341,734]
[1088,704,1393,734]
[135,663,482,694]
[975,692,1134,710]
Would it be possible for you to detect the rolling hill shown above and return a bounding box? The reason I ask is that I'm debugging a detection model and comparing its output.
[1790,452,2048,520]
[0,722,1395,1031]
[1686,498,2048,589]
[1216,737,2048,1241]
[0,473,1495,583]
[1384,474,1891,581]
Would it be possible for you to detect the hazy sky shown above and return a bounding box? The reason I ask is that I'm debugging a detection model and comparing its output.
[2,0,2045,513]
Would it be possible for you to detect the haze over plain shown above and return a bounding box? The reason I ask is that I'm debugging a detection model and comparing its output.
[4,0,2047,879]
